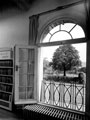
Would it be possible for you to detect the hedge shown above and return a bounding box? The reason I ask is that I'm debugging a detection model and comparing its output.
[44,75,84,84]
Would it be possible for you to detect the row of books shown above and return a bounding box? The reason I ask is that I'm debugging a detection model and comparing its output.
[0,84,12,92]
[0,60,13,67]
[0,76,13,83]
[0,92,11,101]
[0,68,13,75]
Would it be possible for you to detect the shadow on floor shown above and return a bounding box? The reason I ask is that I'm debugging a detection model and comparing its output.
[0,108,23,120]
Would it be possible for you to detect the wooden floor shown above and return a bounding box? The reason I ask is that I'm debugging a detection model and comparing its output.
[0,108,23,120]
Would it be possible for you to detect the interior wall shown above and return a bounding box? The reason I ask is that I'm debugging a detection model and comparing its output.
[0,10,29,48]
[0,0,86,48]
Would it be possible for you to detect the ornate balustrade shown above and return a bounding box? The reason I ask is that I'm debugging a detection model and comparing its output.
[40,80,86,112]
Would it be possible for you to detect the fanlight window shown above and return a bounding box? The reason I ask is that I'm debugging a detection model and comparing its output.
[42,23,85,43]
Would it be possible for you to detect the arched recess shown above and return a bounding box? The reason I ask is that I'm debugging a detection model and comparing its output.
[37,17,87,112]
[38,17,86,43]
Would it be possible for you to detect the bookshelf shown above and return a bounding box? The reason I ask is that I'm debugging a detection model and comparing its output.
[0,49,13,110]
[0,46,38,110]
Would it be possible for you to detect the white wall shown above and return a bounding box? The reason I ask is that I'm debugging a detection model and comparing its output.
[0,10,29,47]
[0,0,86,48]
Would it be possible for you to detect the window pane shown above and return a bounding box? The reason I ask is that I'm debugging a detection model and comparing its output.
[19,49,28,62]
[19,87,26,99]
[50,31,71,42]
[61,23,75,32]
[70,25,85,39]
[27,87,34,99]
[19,62,28,74]
[19,75,27,86]
[27,75,34,87]
[43,33,51,43]
[50,25,59,34]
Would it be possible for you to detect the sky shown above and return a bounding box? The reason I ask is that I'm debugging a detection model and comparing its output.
[42,43,86,63]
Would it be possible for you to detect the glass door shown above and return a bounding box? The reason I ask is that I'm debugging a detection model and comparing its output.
[14,45,37,104]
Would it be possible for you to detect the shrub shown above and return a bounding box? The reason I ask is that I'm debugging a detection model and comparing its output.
[78,67,86,73]
[44,75,83,84]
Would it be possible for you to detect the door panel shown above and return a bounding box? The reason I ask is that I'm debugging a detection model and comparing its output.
[14,45,37,104]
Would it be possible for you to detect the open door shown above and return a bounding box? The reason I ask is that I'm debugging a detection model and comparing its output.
[14,45,38,104]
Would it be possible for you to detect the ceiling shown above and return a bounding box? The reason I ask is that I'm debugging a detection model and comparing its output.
[0,0,34,11]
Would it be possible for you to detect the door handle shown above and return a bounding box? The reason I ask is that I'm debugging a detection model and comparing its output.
[15,65,21,71]
[15,65,19,71]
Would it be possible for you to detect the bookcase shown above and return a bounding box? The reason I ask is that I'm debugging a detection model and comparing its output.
[0,48,13,110]
[0,46,38,111]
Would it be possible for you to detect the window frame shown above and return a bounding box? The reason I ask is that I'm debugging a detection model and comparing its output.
[38,37,86,47]
[37,22,87,113]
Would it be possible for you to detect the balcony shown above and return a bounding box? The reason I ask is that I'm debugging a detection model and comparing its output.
[40,80,86,112]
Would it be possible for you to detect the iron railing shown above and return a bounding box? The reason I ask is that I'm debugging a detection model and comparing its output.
[40,80,86,112]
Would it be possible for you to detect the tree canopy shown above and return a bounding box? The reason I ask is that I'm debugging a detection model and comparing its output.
[50,44,81,76]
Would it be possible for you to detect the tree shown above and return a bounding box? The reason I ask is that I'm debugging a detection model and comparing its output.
[43,58,49,73]
[43,58,53,75]
[78,67,86,73]
[50,44,81,76]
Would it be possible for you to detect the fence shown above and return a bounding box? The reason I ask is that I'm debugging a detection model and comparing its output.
[40,80,86,112]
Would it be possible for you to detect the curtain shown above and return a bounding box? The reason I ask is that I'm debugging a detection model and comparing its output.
[29,15,39,45]
[85,0,90,39]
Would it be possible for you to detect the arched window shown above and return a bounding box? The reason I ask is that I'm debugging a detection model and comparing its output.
[39,21,86,112]
[42,23,85,43]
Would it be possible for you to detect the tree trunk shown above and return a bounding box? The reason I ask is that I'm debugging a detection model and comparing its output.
[64,70,66,76]
[63,65,66,76]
